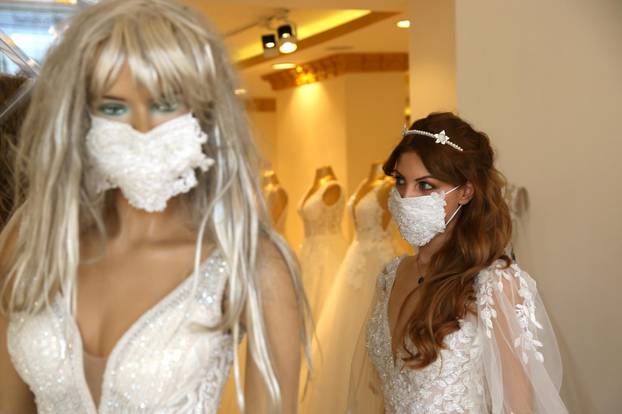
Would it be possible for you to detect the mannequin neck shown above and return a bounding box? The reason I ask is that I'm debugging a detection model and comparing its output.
[314,165,337,185]
[367,162,385,183]
[263,171,280,188]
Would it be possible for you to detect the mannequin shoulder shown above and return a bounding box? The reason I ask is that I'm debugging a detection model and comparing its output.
[255,234,297,304]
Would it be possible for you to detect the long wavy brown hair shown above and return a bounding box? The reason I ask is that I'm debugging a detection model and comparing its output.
[384,112,512,369]
[0,74,28,229]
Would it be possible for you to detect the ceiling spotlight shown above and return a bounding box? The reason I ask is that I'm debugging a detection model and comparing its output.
[277,24,298,54]
[396,19,411,29]
[262,33,278,58]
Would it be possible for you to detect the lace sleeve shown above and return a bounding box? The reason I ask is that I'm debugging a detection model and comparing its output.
[476,262,568,413]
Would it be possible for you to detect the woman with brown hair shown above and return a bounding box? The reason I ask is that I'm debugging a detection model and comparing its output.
[349,113,567,413]
[0,74,28,229]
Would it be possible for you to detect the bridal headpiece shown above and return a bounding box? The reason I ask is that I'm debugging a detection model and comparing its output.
[401,126,464,152]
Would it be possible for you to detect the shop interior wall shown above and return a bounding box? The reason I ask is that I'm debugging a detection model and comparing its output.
[248,110,278,170]
[408,0,457,121]
[455,0,622,412]
[264,72,406,251]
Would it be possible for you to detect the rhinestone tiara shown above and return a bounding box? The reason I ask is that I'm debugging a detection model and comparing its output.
[401,126,464,152]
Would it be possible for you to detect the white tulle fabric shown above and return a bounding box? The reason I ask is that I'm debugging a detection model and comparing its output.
[298,181,348,320]
[299,185,396,414]
[349,256,568,414]
[86,113,215,212]
[7,250,234,414]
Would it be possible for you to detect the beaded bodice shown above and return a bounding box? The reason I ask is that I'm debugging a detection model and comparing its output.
[299,181,345,238]
[366,257,487,414]
[7,249,233,414]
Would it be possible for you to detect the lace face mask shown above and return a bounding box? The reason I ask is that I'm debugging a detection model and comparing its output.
[388,185,461,247]
[85,113,215,212]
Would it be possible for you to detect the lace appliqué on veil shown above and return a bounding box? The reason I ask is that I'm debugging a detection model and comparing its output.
[476,262,545,364]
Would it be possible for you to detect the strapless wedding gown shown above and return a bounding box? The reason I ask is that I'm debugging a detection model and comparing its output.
[300,185,396,414]
[351,257,568,414]
[7,249,234,413]
[298,181,348,320]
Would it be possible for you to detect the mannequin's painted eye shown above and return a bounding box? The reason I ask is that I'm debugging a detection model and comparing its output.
[151,101,179,113]
[97,102,128,116]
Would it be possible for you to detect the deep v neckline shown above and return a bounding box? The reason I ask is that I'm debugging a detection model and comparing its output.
[385,255,408,361]
[58,247,220,413]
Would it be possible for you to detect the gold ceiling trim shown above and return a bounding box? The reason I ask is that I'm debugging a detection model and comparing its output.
[244,97,277,112]
[261,52,408,90]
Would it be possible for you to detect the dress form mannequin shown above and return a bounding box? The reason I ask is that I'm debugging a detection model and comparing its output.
[262,170,288,234]
[298,165,347,320]
[301,165,341,207]
[0,2,307,413]
[350,162,393,231]
[299,163,397,414]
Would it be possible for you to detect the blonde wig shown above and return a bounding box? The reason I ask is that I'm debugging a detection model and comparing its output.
[0,0,310,411]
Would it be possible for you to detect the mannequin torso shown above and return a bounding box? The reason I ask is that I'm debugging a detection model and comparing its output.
[351,162,393,231]
[301,166,341,208]
[262,171,288,231]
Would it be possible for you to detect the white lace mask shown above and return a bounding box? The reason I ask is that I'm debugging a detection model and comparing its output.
[85,113,215,212]
[388,185,461,247]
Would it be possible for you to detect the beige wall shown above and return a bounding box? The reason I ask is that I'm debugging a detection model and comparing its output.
[247,110,278,168]
[408,0,457,120]
[271,73,407,250]
[455,0,622,412]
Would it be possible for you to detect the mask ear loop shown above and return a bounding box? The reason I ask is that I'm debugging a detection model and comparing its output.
[445,203,462,225]
[444,185,463,225]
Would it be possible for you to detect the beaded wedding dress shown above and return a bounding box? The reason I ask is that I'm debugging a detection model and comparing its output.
[349,256,568,414]
[300,185,396,414]
[298,181,348,320]
[7,249,234,414]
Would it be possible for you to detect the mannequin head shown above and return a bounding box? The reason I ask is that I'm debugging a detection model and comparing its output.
[1,1,307,410]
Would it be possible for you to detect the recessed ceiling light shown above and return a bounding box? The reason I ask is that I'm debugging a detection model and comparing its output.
[234,88,247,95]
[396,19,411,29]
[272,63,297,70]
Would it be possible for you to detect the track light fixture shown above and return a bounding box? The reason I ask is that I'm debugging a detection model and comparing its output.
[256,10,298,58]
[277,24,297,54]
[262,33,278,58]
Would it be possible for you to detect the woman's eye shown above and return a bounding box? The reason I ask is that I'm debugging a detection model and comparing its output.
[395,176,406,186]
[151,101,179,113]
[418,181,434,191]
[96,103,128,117]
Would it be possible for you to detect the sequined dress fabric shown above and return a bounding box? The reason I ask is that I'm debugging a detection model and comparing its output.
[367,257,486,414]
[7,250,233,414]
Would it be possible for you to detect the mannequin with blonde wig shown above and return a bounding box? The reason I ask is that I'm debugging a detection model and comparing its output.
[0,1,309,413]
